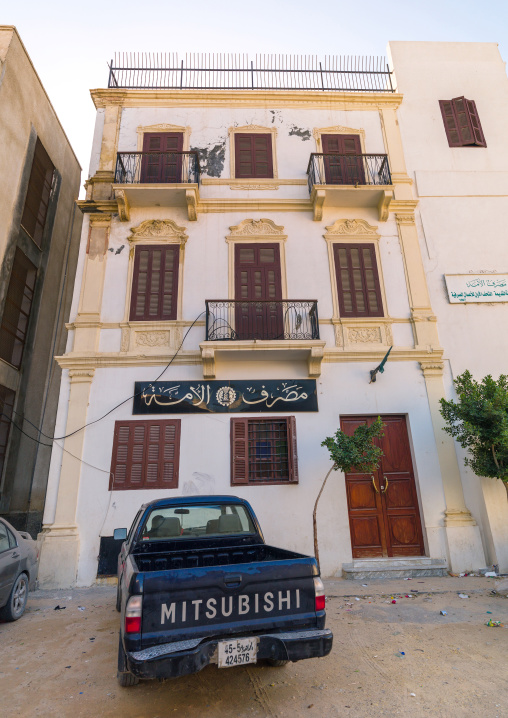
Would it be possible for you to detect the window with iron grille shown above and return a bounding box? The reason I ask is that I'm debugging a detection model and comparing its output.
[231,417,298,485]
[439,97,486,147]
[333,243,383,318]
[129,245,179,321]
[0,248,37,368]
[0,385,16,480]
[20,139,55,246]
[109,419,181,490]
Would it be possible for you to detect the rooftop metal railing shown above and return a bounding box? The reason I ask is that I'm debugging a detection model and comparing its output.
[107,53,395,92]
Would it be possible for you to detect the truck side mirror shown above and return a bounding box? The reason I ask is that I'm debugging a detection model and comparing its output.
[114,528,128,541]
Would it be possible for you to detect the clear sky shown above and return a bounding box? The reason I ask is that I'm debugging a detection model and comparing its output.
[2,0,508,186]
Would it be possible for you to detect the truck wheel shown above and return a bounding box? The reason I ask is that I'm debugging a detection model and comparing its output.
[0,573,29,622]
[266,659,289,667]
[117,633,139,687]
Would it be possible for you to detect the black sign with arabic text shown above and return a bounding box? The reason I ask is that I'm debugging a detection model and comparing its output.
[133,380,318,414]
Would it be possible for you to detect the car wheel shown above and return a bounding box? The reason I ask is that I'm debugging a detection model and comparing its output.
[0,572,29,622]
[266,659,289,667]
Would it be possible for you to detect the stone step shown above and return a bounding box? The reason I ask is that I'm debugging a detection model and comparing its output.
[341,557,448,580]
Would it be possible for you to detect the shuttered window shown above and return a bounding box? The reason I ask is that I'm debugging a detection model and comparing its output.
[234,134,273,178]
[439,97,486,147]
[20,139,55,246]
[0,249,37,368]
[129,245,179,321]
[333,243,383,318]
[231,417,298,485]
[0,385,16,480]
[109,420,181,490]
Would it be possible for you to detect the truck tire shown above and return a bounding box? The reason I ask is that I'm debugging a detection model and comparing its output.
[0,572,29,622]
[266,659,289,667]
[117,633,139,687]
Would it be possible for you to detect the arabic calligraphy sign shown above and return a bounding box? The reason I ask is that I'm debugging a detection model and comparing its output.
[445,274,508,304]
[133,380,318,414]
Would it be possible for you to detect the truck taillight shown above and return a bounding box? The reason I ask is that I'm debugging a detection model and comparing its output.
[314,577,326,612]
[125,595,142,634]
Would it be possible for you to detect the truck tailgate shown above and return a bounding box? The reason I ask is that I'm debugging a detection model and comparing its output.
[140,557,318,645]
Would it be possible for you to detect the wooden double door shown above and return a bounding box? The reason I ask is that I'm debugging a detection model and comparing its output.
[340,415,425,558]
[322,134,365,186]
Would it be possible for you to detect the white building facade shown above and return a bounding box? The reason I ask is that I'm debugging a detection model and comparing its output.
[38,51,504,588]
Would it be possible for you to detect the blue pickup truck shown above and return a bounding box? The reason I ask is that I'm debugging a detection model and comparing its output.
[114,495,333,686]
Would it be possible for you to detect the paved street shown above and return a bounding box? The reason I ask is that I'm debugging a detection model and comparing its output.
[1,577,507,718]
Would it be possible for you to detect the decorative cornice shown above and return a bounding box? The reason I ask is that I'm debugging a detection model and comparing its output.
[419,361,445,377]
[228,124,278,136]
[89,213,112,227]
[136,123,190,134]
[228,218,285,237]
[324,218,379,237]
[128,219,188,245]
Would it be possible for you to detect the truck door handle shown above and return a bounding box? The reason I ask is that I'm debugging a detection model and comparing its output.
[224,574,242,587]
[12,552,19,558]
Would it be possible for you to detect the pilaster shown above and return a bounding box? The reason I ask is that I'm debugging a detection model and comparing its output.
[420,361,486,572]
[37,369,95,587]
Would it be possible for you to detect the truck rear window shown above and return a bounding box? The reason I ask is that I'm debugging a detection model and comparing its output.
[139,504,256,541]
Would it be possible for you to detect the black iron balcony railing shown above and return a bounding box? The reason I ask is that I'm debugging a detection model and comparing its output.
[114,151,200,185]
[307,153,391,192]
[206,300,319,341]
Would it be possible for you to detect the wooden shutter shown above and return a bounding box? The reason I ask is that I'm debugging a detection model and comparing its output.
[129,245,179,321]
[110,420,180,490]
[20,139,55,246]
[141,133,184,183]
[287,416,299,484]
[234,134,273,178]
[439,98,487,147]
[231,418,249,485]
[333,243,383,318]
[0,385,16,480]
[0,249,37,368]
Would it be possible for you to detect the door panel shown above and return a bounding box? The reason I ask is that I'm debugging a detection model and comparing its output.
[340,415,425,558]
[322,134,365,185]
[141,133,184,183]
[234,244,283,340]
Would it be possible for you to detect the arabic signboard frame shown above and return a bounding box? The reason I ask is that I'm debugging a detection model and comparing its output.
[444,274,508,304]
[133,380,318,414]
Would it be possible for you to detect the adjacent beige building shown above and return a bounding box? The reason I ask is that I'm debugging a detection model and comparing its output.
[0,27,82,535]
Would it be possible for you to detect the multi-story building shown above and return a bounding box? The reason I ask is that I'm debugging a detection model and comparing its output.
[0,26,82,536]
[390,41,508,572]
[38,50,503,588]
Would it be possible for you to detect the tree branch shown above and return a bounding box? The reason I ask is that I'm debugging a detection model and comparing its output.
[313,464,335,571]
[491,444,501,474]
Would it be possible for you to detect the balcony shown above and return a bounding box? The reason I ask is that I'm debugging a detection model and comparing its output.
[200,300,325,379]
[307,153,393,221]
[113,151,200,221]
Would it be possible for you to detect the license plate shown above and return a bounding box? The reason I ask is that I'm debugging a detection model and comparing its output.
[217,637,259,668]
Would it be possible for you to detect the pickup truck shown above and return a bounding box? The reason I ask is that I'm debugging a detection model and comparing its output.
[114,495,333,687]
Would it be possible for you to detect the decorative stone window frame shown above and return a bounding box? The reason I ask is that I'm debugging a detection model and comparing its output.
[135,123,192,152]
[312,125,366,154]
[324,218,392,349]
[228,125,279,182]
[120,219,188,354]
[225,218,288,300]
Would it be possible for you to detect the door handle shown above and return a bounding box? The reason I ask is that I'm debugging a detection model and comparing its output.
[12,552,19,558]
[224,574,242,586]
[382,476,389,494]
[371,475,379,494]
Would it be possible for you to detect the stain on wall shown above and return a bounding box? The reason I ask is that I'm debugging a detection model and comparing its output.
[191,143,226,178]
[289,126,311,140]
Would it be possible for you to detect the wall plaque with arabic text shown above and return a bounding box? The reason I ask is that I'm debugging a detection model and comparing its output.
[445,274,508,303]
[133,380,318,414]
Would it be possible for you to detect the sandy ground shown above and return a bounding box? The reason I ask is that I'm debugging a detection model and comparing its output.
[1,576,507,718]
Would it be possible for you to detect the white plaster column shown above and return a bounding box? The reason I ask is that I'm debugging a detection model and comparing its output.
[420,361,486,572]
[37,369,95,587]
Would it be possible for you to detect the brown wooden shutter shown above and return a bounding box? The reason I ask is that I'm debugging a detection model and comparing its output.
[20,139,55,246]
[0,248,37,368]
[0,385,16,480]
[231,418,249,485]
[439,100,462,147]
[333,243,383,318]
[234,134,273,178]
[110,420,180,490]
[287,416,299,484]
[141,133,184,182]
[465,99,487,147]
[129,245,179,321]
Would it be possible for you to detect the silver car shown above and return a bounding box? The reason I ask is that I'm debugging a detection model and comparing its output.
[0,518,38,621]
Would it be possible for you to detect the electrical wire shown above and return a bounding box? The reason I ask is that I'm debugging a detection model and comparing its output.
[9,309,206,442]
